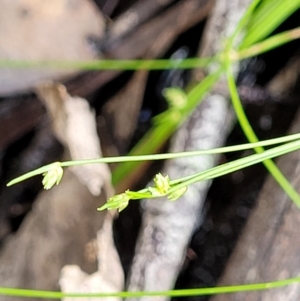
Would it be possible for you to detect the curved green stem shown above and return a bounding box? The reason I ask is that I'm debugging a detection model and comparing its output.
[225,61,300,207]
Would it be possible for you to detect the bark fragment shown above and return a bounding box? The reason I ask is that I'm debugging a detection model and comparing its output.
[0,84,123,300]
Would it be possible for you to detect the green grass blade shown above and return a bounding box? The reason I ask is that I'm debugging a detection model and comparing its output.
[241,0,300,49]
[226,0,261,47]
[6,164,57,187]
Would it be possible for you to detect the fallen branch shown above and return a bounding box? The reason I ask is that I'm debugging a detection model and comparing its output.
[126,0,252,299]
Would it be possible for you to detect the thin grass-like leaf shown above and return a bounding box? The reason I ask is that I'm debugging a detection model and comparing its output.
[238,27,300,60]
[240,0,300,48]
[0,57,213,71]
[8,127,300,188]
[0,276,300,299]
[226,0,261,48]
[226,61,300,207]
[168,139,300,199]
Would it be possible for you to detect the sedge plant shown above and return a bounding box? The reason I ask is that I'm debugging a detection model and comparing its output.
[4,0,300,298]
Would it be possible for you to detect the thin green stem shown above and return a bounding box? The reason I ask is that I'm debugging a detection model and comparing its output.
[0,276,300,298]
[167,139,300,194]
[238,27,300,60]
[61,133,300,165]
[8,132,300,188]
[0,57,213,71]
[226,62,300,207]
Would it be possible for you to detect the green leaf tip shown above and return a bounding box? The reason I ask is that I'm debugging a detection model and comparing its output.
[6,163,61,188]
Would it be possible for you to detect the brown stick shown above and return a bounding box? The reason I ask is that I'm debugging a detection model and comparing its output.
[126,1,251,299]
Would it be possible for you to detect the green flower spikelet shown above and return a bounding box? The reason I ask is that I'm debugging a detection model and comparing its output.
[42,162,64,190]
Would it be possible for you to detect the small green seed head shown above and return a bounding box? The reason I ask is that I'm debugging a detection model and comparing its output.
[98,193,130,212]
[42,162,64,190]
[153,173,171,195]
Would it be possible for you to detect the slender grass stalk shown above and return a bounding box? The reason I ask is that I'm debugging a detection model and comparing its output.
[0,276,300,299]
[237,27,300,60]
[166,139,300,195]
[226,63,300,207]
[7,132,300,188]
[0,57,213,71]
